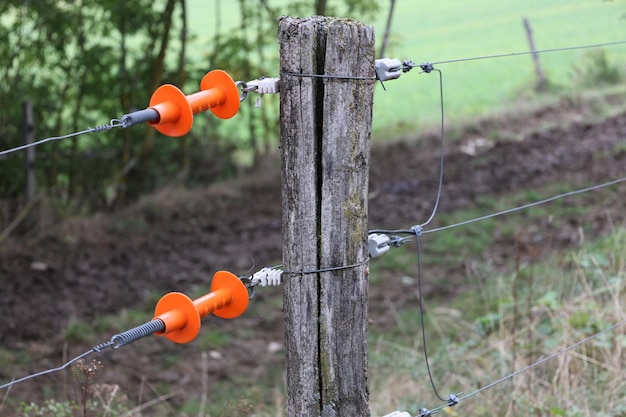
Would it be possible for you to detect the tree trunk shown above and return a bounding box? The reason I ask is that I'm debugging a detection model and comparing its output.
[279,16,374,417]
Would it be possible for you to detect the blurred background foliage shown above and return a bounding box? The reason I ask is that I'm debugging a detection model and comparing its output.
[0,0,379,226]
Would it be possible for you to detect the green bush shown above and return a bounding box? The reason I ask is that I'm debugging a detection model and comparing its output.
[573,49,624,86]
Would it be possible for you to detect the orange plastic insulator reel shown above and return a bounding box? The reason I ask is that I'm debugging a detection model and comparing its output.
[153,270,249,344]
[147,70,240,137]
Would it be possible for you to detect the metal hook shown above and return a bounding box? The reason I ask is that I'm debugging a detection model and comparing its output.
[239,277,257,300]
[236,81,249,102]
[110,118,123,128]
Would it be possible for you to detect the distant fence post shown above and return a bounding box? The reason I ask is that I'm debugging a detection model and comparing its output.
[23,100,37,231]
[279,16,374,417]
[23,101,36,201]
[379,0,397,58]
[523,17,548,91]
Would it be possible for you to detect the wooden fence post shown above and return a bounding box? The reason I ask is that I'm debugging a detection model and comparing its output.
[23,100,37,231]
[523,17,547,91]
[279,16,375,417]
[23,101,36,202]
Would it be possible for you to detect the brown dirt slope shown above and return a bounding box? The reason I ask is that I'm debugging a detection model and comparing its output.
[0,94,625,411]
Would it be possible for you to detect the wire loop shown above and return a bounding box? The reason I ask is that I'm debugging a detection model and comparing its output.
[235,81,249,102]
[419,62,434,73]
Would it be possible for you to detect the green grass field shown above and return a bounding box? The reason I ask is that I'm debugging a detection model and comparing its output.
[188,0,626,138]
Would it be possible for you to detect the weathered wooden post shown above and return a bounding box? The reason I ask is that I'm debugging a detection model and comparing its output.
[379,0,397,59]
[23,101,36,202]
[279,16,375,417]
[23,100,37,231]
[523,17,547,91]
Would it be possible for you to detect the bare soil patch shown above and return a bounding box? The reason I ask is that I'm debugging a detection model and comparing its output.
[1,94,625,412]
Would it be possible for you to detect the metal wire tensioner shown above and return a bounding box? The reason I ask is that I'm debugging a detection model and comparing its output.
[0,271,250,390]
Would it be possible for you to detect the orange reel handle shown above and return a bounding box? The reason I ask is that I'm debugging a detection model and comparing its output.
[147,70,240,137]
[153,271,249,344]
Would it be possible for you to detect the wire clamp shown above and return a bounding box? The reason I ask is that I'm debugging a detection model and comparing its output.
[410,224,424,236]
[446,393,461,407]
[390,234,412,247]
[419,62,435,73]
[418,407,433,417]
[402,60,419,72]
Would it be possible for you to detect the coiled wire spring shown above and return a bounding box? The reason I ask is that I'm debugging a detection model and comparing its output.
[93,319,166,352]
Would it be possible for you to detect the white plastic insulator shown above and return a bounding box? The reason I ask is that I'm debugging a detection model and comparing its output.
[375,58,403,82]
[253,267,283,286]
[246,77,280,94]
[257,77,280,94]
[382,412,412,417]
[368,233,391,258]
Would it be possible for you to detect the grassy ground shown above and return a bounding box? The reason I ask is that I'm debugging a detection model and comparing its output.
[188,0,626,137]
[4,111,625,416]
[369,228,626,417]
[3,227,624,416]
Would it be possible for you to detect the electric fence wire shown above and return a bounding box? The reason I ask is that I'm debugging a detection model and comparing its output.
[0,349,95,390]
[370,177,626,239]
[406,66,449,403]
[424,176,626,235]
[369,56,626,406]
[281,70,377,81]
[415,234,447,403]
[282,258,370,276]
[417,68,445,230]
[415,317,626,417]
[429,39,626,66]
[370,36,626,237]
[0,119,122,157]
[371,37,626,239]
[0,319,168,391]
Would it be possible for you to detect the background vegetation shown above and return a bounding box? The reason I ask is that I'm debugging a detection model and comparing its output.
[0,0,380,225]
[2,0,625,227]
[0,1,625,416]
